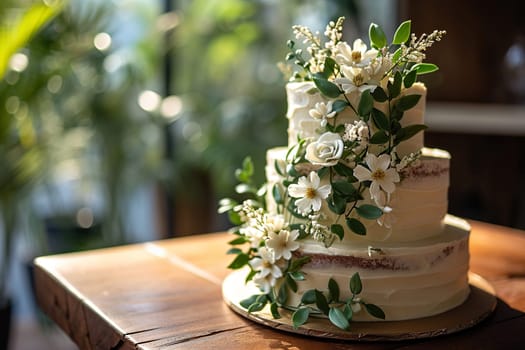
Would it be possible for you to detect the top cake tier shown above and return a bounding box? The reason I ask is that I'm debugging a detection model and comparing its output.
[286,81,427,158]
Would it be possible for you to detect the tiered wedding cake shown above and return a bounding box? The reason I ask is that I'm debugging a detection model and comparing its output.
[220,18,470,328]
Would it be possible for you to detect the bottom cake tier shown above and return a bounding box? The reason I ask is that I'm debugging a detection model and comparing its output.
[284,215,471,321]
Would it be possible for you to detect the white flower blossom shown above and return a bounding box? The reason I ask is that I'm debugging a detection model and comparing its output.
[335,66,377,94]
[266,229,301,260]
[308,101,336,127]
[249,246,282,280]
[353,153,400,201]
[253,272,277,294]
[305,132,344,167]
[343,120,369,143]
[288,171,331,214]
[334,39,378,68]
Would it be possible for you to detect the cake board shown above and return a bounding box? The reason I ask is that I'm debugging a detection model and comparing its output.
[222,270,496,341]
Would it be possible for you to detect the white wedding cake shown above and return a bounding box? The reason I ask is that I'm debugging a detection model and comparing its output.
[221,18,470,328]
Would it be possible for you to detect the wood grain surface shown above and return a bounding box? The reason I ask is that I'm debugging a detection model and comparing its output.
[34,220,525,349]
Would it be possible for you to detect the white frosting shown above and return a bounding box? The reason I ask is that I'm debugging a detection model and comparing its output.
[285,216,470,321]
[265,147,450,243]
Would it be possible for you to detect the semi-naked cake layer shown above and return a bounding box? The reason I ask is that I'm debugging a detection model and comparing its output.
[266,147,450,243]
[286,215,471,321]
[286,81,427,158]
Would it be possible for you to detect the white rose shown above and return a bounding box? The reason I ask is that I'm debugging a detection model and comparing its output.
[305,132,344,167]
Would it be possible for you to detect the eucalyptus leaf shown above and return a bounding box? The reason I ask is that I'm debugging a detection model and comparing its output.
[292,307,310,328]
[392,20,411,45]
[312,74,341,98]
[357,89,374,116]
[350,272,363,294]
[356,204,383,219]
[315,290,330,315]
[301,289,316,304]
[346,218,367,235]
[329,307,350,330]
[364,303,386,320]
[330,224,345,240]
[369,23,387,49]
[328,278,340,302]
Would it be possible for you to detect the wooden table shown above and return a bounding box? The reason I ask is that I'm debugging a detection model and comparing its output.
[34,220,525,349]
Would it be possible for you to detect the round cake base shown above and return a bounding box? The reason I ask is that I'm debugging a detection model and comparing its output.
[222,270,496,341]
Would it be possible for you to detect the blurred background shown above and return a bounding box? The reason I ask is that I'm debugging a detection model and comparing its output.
[1,0,524,349]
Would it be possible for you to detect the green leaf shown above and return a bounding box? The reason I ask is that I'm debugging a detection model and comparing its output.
[396,94,421,111]
[346,218,366,236]
[332,181,356,196]
[371,108,389,131]
[272,184,283,204]
[240,294,259,309]
[228,236,248,245]
[371,87,388,102]
[323,57,336,78]
[289,271,305,281]
[388,71,403,98]
[369,130,389,144]
[228,211,242,226]
[329,307,350,330]
[395,124,428,143]
[301,289,316,305]
[226,247,242,255]
[328,193,347,215]
[227,253,250,269]
[403,69,417,88]
[315,290,330,315]
[270,302,281,319]
[330,224,345,241]
[313,74,341,98]
[328,278,340,302]
[247,302,266,313]
[333,163,356,179]
[235,157,254,182]
[274,159,285,176]
[343,304,353,320]
[292,307,310,328]
[392,47,403,64]
[278,282,288,304]
[412,63,439,75]
[356,204,383,220]
[289,256,311,272]
[364,303,386,320]
[350,272,363,294]
[286,274,298,293]
[369,23,387,49]
[357,89,374,116]
[332,100,349,112]
[392,20,411,45]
